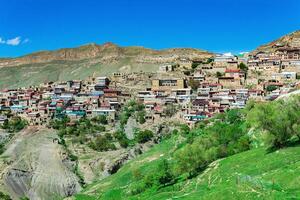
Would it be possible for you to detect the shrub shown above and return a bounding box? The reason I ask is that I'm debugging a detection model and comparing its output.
[246,96,300,151]
[163,104,177,117]
[137,111,146,124]
[89,135,116,152]
[1,116,27,133]
[91,115,108,124]
[0,191,11,200]
[266,85,278,92]
[113,130,129,148]
[135,130,153,143]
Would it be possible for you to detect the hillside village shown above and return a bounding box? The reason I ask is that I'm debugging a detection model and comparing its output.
[0,44,299,127]
[0,28,299,200]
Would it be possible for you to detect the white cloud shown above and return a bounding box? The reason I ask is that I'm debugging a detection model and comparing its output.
[23,38,30,44]
[0,37,5,44]
[6,36,21,46]
[223,52,233,56]
[0,36,29,46]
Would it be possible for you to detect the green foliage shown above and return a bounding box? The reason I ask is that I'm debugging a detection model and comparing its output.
[191,62,200,69]
[129,159,175,195]
[91,115,108,124]
[137,111,146,124]
[163,104,177,117]
[175,109,250,178]
[19,197,30,200]
[188,79,200,90]
[216,71,223,78]
[113,130,129,148]
[1,116,27,133]
[120,100,145,127]
[75,97,300,199]
[51,116,106,145]
[0,191,11,200]
[266,85,278,92]
[49,116,70,130]
[238,62,248,72]
[135,129,154,143]
[89,135,116,152]
[247,96,300,151]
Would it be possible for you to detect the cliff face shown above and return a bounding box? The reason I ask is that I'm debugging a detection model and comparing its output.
[252,30,300,54]
[0,42,213,68]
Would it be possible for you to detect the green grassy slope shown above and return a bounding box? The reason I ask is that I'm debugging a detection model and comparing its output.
[74,135,300,200]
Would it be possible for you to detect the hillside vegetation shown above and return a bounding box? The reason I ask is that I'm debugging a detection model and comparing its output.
[74,95,300,200]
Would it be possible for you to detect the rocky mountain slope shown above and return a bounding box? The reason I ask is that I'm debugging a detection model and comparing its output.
[0,127,81,200]
[0,42,212,67]
[0,42,212,89]
[252,30,300,54]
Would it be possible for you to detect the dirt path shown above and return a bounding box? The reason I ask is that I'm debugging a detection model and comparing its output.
[0,127,81,200]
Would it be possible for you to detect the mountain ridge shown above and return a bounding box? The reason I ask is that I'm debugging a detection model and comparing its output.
[0,42,213,68]
[251,30,300,54]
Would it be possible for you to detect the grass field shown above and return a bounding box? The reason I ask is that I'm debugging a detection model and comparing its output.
[74,134,300,200]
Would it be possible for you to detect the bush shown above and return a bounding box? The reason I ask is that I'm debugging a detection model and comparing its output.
[266,85,278,92]
[129,159,175,195]
[174,109,250,178]
[89,135,116,152]
[246,96,300,151]
[91,115,108,124]
[137,111,146,124]
[163,104,177,117]
[157,159,174,186]
[135,130,153,143]
[120,100,145,126]
[1,116,27,133]
[113,130,129,148]
[188,79,200,90]
[0,192,12,200]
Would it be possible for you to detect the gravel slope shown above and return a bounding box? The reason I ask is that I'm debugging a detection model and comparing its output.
[0,127,81,200]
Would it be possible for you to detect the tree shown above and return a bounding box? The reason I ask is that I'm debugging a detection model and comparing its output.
[89,135,116,151]
[92,115,108,124]
[266,85,278,92]
[0,192,12,200]
[163,104,177,117]
[157,159,174,186]
[137,111,146,124]
[216,71,223,78]
[191,62,201,69]
[246,96,300,150]
[238,62,248,71]
[175,143,207,178]
[135,130,153,143]
[188,79,200,90]
[1,116,27,133]
[113,130,129,148]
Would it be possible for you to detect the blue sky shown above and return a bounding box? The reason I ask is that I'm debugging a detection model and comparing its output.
[0,0,299,57]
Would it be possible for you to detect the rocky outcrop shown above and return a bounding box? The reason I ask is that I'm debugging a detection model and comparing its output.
[1,128,81,200]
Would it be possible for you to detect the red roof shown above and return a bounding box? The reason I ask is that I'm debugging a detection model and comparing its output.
[225,69,241,73]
